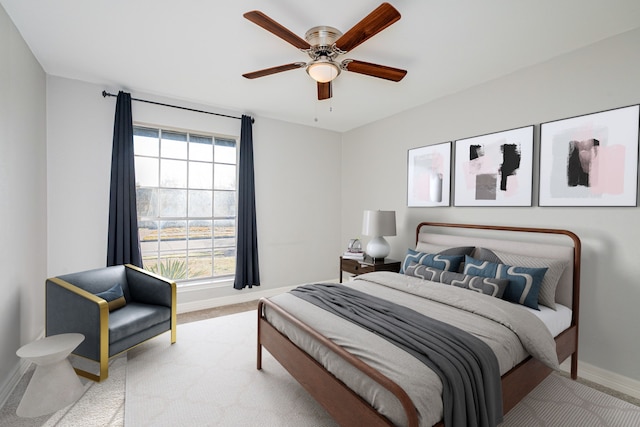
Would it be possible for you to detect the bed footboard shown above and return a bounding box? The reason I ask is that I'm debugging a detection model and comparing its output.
[257,298,420,427]
[258,299,576,427]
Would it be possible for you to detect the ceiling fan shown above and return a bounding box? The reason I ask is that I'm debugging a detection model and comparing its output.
[242,2,407,100]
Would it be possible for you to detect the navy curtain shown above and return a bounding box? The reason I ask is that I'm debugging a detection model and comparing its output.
[107,91,143,267]
[234,115,260,289]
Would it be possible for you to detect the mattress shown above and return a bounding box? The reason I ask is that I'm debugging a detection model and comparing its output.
[524,303,572,337]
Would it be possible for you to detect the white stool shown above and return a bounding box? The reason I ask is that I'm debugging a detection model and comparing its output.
[16,333,85,417]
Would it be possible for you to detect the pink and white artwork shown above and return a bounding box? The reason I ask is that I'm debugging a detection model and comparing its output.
[454,126,534,206]
[407,142,451,207]
[539,104,639,206]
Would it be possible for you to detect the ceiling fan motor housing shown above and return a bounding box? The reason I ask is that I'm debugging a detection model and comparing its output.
[305,26,342,51]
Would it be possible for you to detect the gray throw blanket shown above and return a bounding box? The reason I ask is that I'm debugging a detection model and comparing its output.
[290,283,503,427]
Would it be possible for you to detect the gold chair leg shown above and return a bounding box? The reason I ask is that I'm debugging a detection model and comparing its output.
[74,367,107,382]
[73,353,109,382]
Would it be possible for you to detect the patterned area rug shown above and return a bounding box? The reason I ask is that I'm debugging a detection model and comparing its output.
[126,310,640,427]
[501,373,640,426]
[125,310,336,426]
[0,357,125,427]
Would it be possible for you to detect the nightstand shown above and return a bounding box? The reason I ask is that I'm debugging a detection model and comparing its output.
[339,256,401,283]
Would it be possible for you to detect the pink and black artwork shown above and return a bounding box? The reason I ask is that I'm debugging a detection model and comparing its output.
[454,126,534,206]
[539,105,639,206]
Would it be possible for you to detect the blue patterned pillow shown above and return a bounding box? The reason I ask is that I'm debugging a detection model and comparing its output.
[405,262,508,298]
[463,255,547,309]
[400,249,464,274]
[472,247,567,310]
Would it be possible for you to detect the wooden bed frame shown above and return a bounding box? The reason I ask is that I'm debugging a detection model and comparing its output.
[257,222,581,427]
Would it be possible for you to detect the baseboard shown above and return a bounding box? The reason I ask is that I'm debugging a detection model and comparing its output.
[176,277,341,314]
[560,359,640,400]
[0,358,31,410]
[176,284,300,314]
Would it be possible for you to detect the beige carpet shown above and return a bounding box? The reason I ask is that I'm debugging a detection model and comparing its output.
[125,310,640,427]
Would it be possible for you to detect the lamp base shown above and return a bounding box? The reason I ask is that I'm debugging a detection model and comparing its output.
[366,236,390,261]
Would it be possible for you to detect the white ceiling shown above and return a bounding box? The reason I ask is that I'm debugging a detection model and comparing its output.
[3,1,640,132]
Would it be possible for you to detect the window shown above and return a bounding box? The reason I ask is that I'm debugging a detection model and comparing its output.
[133,126,237,282]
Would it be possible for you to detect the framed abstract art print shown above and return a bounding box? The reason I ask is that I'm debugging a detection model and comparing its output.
[539,104,639,206]
[407,142,451,207]
[454,125,534,206]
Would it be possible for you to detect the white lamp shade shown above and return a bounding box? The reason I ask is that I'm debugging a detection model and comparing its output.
[362,210,396,237]
[362,210,396,260]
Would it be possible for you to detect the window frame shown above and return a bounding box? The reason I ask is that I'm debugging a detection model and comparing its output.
[133,124,239,284]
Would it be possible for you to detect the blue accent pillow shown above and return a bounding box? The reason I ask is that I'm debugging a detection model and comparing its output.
[400,249,464,274]
[463,255,547,309]
[472,247,567,310]
[95,283,126,311]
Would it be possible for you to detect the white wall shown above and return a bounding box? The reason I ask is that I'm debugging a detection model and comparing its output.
[0,4,47,404]
[342,28,640,386]
[46,77,114,274]
[46,76,343,310]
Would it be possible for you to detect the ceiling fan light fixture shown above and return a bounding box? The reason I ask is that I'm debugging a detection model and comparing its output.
[306,59,340,83]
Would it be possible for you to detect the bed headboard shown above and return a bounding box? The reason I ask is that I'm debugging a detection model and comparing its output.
[415,222,581,315]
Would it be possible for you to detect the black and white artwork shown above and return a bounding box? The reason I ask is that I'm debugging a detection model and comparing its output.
[454,126,534,206]
[539,105,639,206]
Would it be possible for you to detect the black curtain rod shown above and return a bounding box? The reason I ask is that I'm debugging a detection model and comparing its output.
[102,91,253,123]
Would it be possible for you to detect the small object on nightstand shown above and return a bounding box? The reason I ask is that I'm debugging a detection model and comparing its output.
[339,256,401,283]
[344,239,364,260]
[342,251,365,261]
[347,238,362,253]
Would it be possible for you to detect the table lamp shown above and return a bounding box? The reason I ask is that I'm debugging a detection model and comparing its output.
[362,210,396,260]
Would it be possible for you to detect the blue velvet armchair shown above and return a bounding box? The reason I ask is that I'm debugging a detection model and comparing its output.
[45,264,176,382]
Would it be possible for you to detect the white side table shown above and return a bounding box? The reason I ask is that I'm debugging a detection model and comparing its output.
[16,333,85,417]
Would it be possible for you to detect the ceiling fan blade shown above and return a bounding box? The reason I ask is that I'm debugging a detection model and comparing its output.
[243,62,306,79]
[343,59,406,82]
[244,11,311,50]
[317,81,332,100]
[334,3,401,52]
